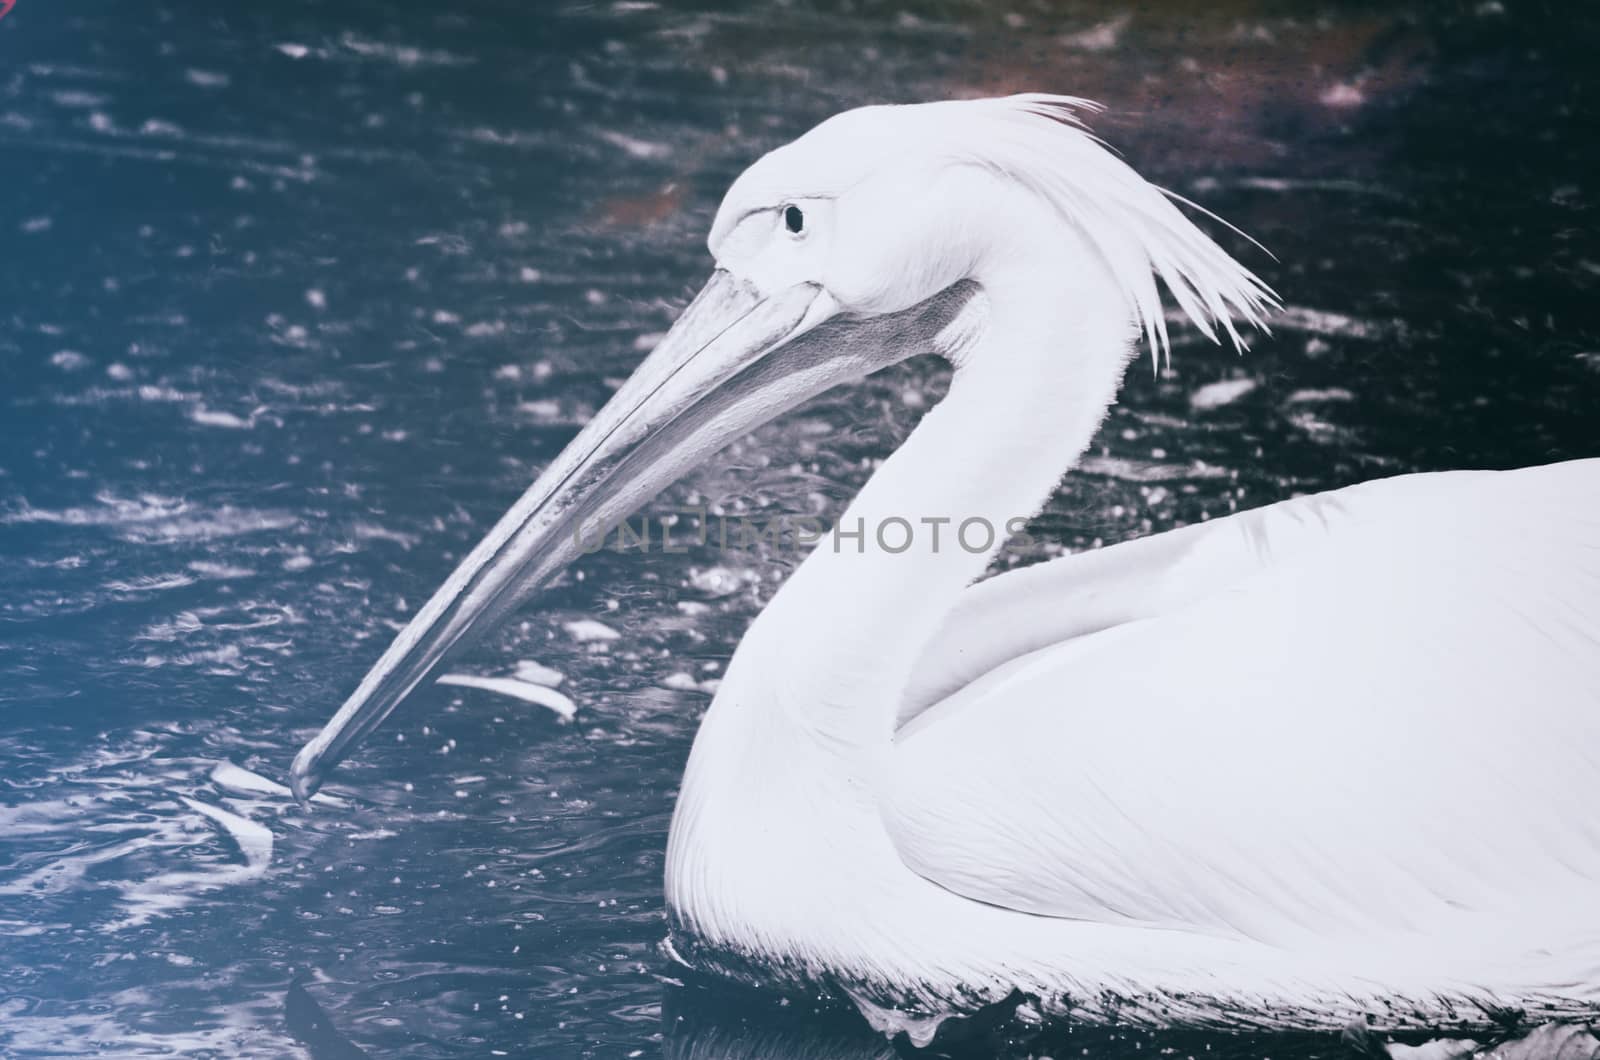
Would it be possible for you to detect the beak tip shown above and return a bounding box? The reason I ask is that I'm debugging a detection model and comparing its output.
[289,748,322,806]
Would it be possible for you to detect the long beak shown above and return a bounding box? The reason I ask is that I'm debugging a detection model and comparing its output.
[289,271,836,801]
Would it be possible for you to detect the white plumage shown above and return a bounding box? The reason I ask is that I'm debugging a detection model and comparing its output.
[291,95,1600,1041]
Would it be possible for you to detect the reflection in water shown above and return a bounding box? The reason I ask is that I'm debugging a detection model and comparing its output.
[288,977,377,1060]
[663,981,894,1060]
[658,979,1359,1060]
[280,957,1371,1060]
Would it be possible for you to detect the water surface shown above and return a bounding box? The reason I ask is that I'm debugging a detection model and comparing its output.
[2,1,1597,1056]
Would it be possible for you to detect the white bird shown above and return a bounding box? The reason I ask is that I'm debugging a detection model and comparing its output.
[290,95,1600,1043]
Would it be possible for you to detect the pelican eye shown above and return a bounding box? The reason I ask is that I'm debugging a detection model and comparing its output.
[783,205,805,235]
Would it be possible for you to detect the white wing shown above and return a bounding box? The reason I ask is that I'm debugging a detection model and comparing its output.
[886,460,1600,958]
[900,509,1259,727]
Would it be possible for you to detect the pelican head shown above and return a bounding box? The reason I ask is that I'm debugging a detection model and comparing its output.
[289,93,1271,800]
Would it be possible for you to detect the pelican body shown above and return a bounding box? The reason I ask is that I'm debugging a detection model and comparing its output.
[290,96,1600,1039]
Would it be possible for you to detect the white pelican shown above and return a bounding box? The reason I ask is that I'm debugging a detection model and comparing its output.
[291,95,1600,1042]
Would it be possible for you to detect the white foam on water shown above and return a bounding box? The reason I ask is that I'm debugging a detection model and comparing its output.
[513,659,565,686]
[1189,377,1259,410]
[437,673,578,720]
[105,797,274,931]
[209,760,346,807]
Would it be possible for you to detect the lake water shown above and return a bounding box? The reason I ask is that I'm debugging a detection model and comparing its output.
[2,1,1597,1056]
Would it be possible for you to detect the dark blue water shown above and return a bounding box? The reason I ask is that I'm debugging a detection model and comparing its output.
[2,1,1597,1056]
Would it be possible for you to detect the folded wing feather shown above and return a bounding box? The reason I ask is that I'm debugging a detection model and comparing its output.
[886,460,1600,970]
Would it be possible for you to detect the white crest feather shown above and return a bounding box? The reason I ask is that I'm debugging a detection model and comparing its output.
[952,94,1279,370]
